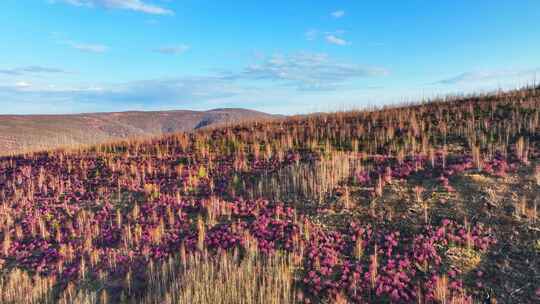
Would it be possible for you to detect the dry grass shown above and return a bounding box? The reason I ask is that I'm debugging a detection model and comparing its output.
[0,269,56,304]
[136,248,297,304]
[535,165,540,186]
[170,252,296,304]
[1,251,296,304]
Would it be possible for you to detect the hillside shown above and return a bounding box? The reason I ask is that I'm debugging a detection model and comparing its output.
[0,108,279,155]
[0,87,539,303]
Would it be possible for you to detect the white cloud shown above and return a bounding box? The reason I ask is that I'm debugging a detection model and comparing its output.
[52,0,173,15]
[306,30,347,43]
[435,68,540,85]
[331,10,345,18]
[0,66,70,76]
[0,53,389,113]
[0,76,247,107]
[305,29,318,41]
[54,36,109,54]
[15,81,31,88]
[325,35,349,46]
[153,45,190,55]
[233,52,387,91]
[70,43,109,53]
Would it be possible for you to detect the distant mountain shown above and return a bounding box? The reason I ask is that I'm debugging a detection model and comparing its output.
[0,108,280,155]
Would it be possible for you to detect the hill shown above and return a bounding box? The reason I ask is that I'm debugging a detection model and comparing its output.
[0,108,279,155]
[0,87,539,303]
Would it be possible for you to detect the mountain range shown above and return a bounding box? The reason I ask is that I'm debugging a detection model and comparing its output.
[0,108,279,155]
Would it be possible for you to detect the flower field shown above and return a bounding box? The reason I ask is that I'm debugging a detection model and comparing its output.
[1,87,540,303]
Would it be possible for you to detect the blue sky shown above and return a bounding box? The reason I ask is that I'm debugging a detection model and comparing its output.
[1,0,539,114]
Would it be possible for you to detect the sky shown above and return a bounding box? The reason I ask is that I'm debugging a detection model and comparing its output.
[1,0,539,115]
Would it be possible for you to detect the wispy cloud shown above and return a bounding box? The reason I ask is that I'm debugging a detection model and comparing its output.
[153,45,190,55]
[92,78,243,103]
[325,35,349,46]
[69,42,109,53]
[0,52,389,113]
[52,0,173,15]
[305,29,348,45]
[0,77,254,115]
[53,35,109,54]
[0,66,71,76]
[435,68,540,85]
[331,10,345,18]
[305,29,319,41]
[229,52,387,91]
